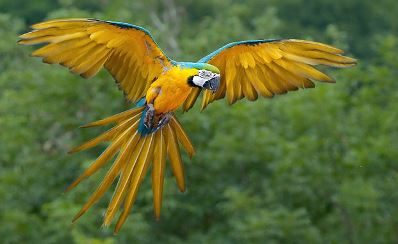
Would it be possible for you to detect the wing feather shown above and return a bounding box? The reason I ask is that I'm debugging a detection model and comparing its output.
[66,119,139,191]
[71,131,140,222]
[19,18,172,102]
[114,134,155,233]
[183,88,201,111]
[169,117,195,158]
[166,124,185,192]
[242,68,259,101]
[103,135,146,226]
[191,39,356,110]
[68,114,138,154]
[152,129,167,219]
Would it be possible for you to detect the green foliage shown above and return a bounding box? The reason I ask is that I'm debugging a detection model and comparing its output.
[1,0,397,243]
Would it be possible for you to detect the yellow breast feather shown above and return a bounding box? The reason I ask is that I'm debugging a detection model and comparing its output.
[147,67,198,114]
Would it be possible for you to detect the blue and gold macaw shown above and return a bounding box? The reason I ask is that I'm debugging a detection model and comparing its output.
[19,18,356,233]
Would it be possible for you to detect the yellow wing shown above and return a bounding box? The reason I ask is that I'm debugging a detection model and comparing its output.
[19,18,172,102]
[183,39,356,111]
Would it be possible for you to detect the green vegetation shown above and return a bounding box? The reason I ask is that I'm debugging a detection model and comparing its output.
[1,0,397,243]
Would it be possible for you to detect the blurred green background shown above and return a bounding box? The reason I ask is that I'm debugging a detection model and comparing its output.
[1,0,397,243]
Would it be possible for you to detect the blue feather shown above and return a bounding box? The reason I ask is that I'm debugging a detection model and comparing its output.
[135,97,160,136]
[135,97,146,107]
[138,107,155,136]
[176,62,208,69]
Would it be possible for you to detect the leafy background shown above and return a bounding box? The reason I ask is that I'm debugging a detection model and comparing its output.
[1,0,397,243]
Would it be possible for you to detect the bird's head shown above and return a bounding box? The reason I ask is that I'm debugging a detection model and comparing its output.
[190,69,220,92]
[185,63,220,92]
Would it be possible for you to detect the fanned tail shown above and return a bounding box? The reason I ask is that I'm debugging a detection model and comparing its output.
[68,105,195,233]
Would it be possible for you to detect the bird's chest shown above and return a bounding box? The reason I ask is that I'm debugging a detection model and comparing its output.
[149,75,193,114]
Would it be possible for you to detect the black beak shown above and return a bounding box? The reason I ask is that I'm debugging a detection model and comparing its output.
[203,76,220,93]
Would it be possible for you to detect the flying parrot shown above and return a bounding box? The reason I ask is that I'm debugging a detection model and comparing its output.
[19,18,356,233]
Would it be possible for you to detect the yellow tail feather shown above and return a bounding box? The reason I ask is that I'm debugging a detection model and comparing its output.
[68,106,195,233]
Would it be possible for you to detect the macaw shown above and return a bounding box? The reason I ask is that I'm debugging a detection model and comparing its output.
[19,18,356,233]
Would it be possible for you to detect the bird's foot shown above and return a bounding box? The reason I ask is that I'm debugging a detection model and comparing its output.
[144,103,155,129]
[144,104,172,131]
[157,112,173,129]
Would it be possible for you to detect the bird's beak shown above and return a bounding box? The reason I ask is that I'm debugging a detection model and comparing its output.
[203,75,220,93]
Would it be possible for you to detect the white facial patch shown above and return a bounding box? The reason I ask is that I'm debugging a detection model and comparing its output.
[192,70,219,87]
[192,75,208,87]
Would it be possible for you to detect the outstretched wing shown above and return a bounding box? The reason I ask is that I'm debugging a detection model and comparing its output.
[19,18,172,102]
[183,39,356,111]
